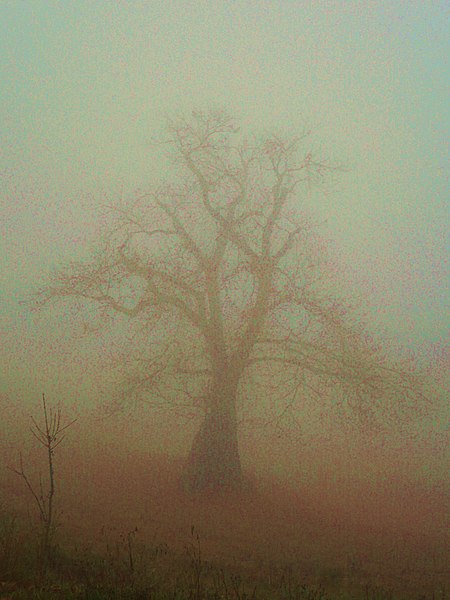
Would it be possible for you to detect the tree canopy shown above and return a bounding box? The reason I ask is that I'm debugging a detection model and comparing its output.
[37,110,427,491]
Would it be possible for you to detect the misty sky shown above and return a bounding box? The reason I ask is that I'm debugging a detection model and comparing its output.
[1,2,448,409]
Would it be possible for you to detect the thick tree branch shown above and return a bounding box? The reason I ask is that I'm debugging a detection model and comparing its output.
[156,199,209,270]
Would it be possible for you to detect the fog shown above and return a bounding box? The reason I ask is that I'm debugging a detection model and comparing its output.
[0,2,448,596]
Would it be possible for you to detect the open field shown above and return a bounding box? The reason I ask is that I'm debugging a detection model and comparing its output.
[1,425,448,599]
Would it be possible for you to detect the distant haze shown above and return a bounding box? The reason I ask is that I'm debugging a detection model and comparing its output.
[1,2,448,421]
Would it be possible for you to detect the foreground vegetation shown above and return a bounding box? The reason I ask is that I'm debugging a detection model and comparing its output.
[0,507,447,600]
[1,394,447,599]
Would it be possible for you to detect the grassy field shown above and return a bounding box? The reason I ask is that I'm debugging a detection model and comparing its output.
[1,438,448,600]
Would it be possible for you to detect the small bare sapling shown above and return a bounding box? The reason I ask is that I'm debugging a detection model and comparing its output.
[10,393,76,574]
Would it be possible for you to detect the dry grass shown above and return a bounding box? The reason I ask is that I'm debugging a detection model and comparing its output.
[0,402,448,599]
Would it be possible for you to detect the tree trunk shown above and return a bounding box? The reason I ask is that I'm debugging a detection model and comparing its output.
[181,371,242,493]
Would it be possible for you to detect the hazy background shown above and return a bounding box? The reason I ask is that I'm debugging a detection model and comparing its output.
[1,2,448,476]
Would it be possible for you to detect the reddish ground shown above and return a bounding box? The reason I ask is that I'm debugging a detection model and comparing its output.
[1,396,448,597]
[2,439,448,597]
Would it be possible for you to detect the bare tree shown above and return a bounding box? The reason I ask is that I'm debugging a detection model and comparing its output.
[35,110,427,492]
[10,393,76,574]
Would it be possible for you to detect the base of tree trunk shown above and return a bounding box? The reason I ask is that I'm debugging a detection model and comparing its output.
[181,408,243,493]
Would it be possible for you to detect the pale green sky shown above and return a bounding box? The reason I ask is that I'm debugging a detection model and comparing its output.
[1,1,448,408]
